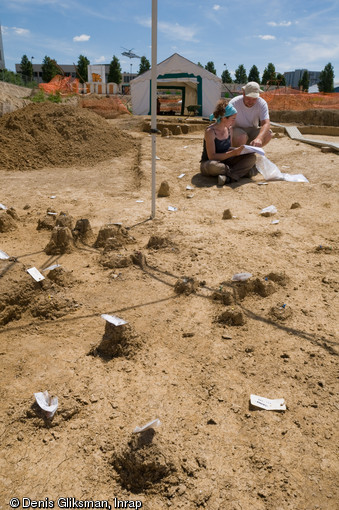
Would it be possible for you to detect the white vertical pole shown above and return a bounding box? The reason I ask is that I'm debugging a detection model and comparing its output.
[150,0,157,219]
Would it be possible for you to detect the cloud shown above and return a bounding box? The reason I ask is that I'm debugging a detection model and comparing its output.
[95,56,106,63]
[158,21,198,42]
[267,21,292,27]
[73,34,90,42]
[258,35,276,40]
[12,27,30,36]
[137,17,198,42]
[213,4,221,10]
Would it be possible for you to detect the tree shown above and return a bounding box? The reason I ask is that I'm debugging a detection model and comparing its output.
[221,67,233,83]
[20,54,33,83]
[107,55,122,84]
[234,64,247,84]
[138,56,150,75]
[276,73,286,86]
[298,71,309,92]
[248,65,260,84]
[77,55,90,83]
[318,62,334,93]
[41,56,59,82]
[205,61,216,75]
[261,63,276,85]
[197,62,204,68]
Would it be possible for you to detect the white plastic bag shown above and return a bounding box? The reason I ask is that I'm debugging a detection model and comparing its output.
[256,155,309,183]
[256,155,284,181]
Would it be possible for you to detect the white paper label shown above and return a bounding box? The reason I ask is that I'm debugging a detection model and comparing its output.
[34,391,58,418]
[232,273,252,282]
[101,314,127,326]
[0,250,10,260]
[168,206,177,212]
[0,203,7,210]
[250,394,286,411]
[260,205,277,216]
[241,145,265,156]
[27,267,45,282]
[133,418,161,434]
[43,264,61,272]
[178,173,185,179]
[186,185,194,190]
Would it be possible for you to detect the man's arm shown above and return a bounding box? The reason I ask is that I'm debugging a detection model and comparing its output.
[250,119,272,147]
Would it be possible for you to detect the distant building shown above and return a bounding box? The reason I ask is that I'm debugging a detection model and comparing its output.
[15,62,137,92]
[284,69,321,89]
[0,24,5,70]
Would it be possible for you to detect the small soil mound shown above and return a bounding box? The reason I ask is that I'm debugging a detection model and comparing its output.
[100,252,133,269]
[46,267,77,287]
[222,209,233,220]
[90,321,142,359]
[56,212,74,230]
[45,227,75,255]
[0,102,139,171]
[157,181,170,197]
[95,224,136,250]
[270,303,293,321]
[0,262,78,325]
[265,272,289,287]
[72,218,94,243]
[174,277,199,295]
[37,211,57,231]
[146,235,175,250]
[0,211,18,232]
[112,430,178,493]
[217,307,245,326]
[212,289,234,305]
[232,278,276,300]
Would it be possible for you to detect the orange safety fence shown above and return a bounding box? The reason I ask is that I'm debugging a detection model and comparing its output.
[39,75,79,95]
[261,87,339,111]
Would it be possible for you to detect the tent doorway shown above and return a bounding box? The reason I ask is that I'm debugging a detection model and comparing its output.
[157,86,184,116]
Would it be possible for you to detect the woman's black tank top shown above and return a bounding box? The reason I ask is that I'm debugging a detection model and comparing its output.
[200,131,231,162]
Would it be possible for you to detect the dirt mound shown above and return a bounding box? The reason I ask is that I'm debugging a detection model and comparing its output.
[80,96,131,119]
[90,321,142,359]
[112,430,178,493]
[0,102,138,171]
[0,261,78,325]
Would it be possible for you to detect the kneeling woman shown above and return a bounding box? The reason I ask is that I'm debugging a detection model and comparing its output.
[200,100,256,186]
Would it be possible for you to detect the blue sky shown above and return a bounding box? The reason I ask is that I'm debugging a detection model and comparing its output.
[1,0,338,80]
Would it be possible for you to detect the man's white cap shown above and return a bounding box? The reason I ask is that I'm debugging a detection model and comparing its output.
[242,82,262,98]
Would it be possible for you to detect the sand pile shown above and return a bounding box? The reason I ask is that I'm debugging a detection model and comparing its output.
[0,102,138,171]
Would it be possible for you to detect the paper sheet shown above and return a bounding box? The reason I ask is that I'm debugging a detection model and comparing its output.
[27,267,45,282]
[101,314,127,326]
[240,145,265,156]
[34,391,58,418]
[43,264,61,272]
[0,250,10,260]
[133,418,161,434]
[232,273,252,282]
[250,394,286,411]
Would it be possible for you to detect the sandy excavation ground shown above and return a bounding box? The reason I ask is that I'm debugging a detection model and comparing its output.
[0,97,338,510]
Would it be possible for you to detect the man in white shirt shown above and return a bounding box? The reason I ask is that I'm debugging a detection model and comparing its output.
[229,82,272,148]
